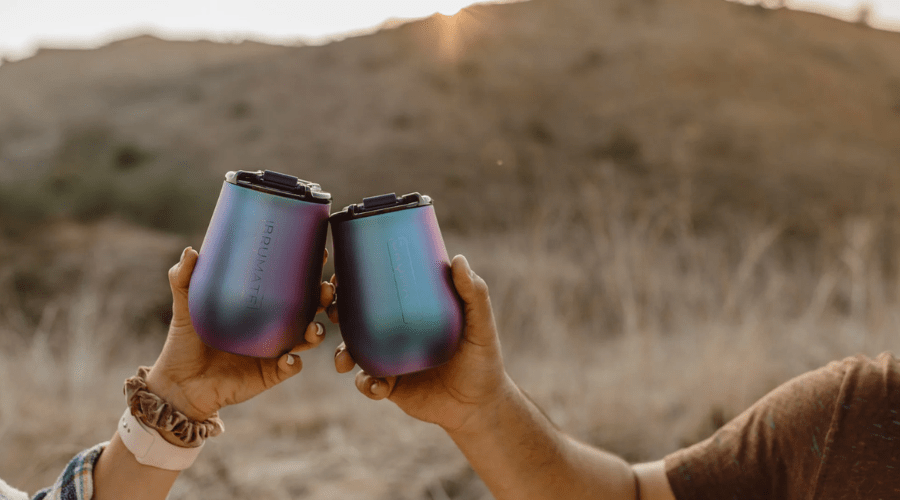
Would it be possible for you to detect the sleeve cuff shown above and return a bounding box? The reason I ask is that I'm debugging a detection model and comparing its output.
[31,442,108,500]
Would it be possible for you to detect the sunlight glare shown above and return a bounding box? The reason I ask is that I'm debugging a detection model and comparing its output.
[3,0,898,66]
[435,1,471,16]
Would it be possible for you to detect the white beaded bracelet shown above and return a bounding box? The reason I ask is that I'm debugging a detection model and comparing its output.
[119,408,205,471]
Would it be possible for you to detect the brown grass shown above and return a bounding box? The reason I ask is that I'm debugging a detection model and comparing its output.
[1,164,899,499]
[1,0,900,497]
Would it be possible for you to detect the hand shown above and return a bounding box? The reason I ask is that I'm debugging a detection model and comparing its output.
[147,246,336,422]
[331,254,513,433]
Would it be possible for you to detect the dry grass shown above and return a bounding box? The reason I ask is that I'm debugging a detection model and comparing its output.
[1,2,899,496]
[1,164,899,499]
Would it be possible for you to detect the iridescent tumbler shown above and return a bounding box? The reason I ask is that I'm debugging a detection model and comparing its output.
[188,170,331,358]
[330,193,464,377]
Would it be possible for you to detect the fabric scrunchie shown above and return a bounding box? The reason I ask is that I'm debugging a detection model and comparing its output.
[124,366,225,448]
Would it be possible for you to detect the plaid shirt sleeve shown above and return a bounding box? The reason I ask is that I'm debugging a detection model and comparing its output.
[18,442,108,500]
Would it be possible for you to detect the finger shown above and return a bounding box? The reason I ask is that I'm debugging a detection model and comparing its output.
[334,342,356,373]
[303,321,326,345]
[170,247,200,291]
[375,376,398,399]
[286,323,326,354]
[169,247,198,319]
[168,247,199,290]
[277,350,304,380]
[326,274,340,323]
[451,254,497,347]
[323,247,329,266]
[317,281,335,313]
[326,301,339,324]
[354,370,396,401]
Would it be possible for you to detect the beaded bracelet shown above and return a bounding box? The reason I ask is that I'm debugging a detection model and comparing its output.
[124,366,225,448]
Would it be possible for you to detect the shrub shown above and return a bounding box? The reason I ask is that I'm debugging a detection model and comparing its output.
[0,125,220,234]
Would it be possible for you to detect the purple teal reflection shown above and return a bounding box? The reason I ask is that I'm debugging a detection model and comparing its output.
[331,195,463,377]
[189,173,330,358]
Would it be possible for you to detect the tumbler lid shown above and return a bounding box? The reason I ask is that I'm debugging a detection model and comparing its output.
[329,192,432,223]
[225,170,331,203]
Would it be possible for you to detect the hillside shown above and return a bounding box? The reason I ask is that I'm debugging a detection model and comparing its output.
[2,1,900,497]
[0,0,898,235]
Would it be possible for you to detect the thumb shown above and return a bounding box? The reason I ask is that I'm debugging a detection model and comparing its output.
[169,247,199,291]
[450,254,498,347]
[169,247,198,320]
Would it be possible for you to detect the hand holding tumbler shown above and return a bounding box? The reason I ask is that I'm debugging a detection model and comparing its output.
[329,192,464,377]
[188,170,331,358]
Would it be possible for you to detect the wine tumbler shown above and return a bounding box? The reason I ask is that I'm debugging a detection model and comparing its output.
[188,170,331,358]
[330,192,464,377]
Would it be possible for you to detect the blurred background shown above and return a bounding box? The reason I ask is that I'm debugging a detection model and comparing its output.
[1,0,899,498]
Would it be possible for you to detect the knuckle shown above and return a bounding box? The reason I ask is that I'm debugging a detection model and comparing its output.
[287,357,303,373]
[474,276,489,296]
[327,305,340,322]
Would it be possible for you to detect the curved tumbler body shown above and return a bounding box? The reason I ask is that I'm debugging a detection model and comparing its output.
[330,193,464,377]
[189,171,331,358]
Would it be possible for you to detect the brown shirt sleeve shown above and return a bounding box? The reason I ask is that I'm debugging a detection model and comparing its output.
[664,351,900,500]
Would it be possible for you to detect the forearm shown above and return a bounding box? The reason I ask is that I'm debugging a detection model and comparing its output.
[92,432,180,500]
[91,367,217,500]
[447,374,636,500]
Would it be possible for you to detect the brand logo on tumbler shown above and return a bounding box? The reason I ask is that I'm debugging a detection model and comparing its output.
[388,236,422,323]
[247,220,275,310]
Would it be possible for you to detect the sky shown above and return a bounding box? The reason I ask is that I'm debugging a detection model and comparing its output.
[0,0,898,64]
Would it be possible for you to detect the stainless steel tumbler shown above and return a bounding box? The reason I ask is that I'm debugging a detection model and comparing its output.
[330,193,464,377]
[188,170,331,358]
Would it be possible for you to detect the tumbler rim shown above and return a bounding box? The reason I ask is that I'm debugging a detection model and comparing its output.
[225,170,332,204]
[329,192,433,224]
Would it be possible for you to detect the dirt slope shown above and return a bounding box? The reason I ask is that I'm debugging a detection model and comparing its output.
[2,3,900,496]
[0,0,898,232]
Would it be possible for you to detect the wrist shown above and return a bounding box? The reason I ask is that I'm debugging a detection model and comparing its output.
[118,407,206,469]
[124,366,225,450]
[444,372,519,438]
[145,366,217,422]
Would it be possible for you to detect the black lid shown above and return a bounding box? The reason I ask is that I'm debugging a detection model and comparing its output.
[225,170,331,203]
[329,192,432,223]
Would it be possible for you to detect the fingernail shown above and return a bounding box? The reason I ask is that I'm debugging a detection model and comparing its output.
[370,382,379,393]
[286,355,295,366]
[316,323,325,336]
[334,347,344,359]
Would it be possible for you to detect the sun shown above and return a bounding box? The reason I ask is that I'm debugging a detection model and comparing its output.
[435,1,469,16]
